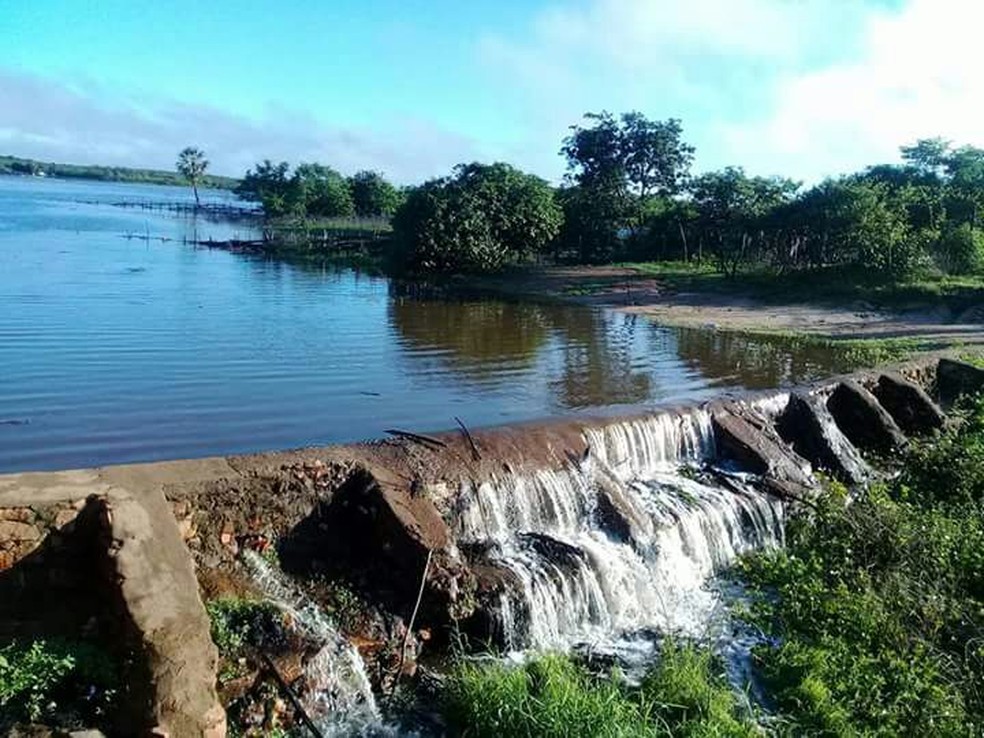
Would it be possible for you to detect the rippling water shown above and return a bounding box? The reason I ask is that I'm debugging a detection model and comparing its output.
[0,176,860,472]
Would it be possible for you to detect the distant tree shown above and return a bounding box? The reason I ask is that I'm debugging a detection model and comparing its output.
[392,162,563,273]
[689,167,799,276]
[349,171,402,217]
[176,147,209,206]
[236,160,301,216]
[293,163,353,218]
[559,111,695,262]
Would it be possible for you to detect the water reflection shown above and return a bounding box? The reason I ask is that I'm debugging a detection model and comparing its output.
[388,287,660,409]
[671,326,863,388]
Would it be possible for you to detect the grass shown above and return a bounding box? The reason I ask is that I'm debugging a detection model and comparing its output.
[618,261,984,313]
[736,395,984,735]
[442,643,759,737]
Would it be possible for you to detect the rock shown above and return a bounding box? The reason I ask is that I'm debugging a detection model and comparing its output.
[826,380,907,454]
[712,408,812,489]
[872,373,945,435]
[0,520,41,542]
[593,467,653,544]
[777,393,870,485]
[936,358,984,405]
[0,507,34,523]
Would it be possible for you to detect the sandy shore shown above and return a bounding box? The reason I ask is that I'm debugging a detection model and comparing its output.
[489,266,984,345]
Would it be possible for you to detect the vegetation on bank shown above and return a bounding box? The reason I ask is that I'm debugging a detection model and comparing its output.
[0,154,237,190]
[737,395,984,735]
[0,639,119,729]
[232,113,984,293]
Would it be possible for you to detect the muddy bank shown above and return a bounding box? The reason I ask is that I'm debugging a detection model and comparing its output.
[475,265,984,345]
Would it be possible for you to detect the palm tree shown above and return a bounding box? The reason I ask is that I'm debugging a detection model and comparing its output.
[176,147,209,206]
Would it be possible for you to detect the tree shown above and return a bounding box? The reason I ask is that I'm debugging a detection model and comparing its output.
[349,171,402,217]
[293,163,353,218]
[236,160,300,216]
[176,147,209,206]
[689,167,799,276]
[559,111,695,262]
[392,162,563,273]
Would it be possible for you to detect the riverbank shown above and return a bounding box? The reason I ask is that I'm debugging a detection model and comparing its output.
[470,263,984,348]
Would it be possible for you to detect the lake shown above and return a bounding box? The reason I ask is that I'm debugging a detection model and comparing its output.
[0,176,857,472]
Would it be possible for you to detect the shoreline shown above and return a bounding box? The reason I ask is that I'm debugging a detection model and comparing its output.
[471,264,984,347]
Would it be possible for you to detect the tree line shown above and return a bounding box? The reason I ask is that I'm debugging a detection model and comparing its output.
[233,161,403,219]
[228,113,984,277]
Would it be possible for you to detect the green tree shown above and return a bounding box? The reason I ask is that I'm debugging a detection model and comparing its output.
[392,162,563,273]
[176,147,209,206]
[559,111,695,262]
[348,170,402,217]
[236,160,300,216]
[293,163,354,218]
[690,167,799,276]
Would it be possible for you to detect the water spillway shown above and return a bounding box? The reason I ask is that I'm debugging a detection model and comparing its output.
[452,408,784,651]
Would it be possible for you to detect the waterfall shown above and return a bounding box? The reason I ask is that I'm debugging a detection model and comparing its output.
[455,408,785,652]
[241,551,382,737]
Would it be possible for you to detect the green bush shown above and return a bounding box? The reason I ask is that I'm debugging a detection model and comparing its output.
[936,224,984,275]
[0,639,117,724]
[738,402,984,735]
[442,644,757,737]
[206,597,283,660]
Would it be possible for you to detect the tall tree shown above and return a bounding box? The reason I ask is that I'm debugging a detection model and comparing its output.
[392,162,563,273]
[348,170,402,217]
[176,147,209,206]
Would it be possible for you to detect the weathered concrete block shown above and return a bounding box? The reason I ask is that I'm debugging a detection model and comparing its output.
[873,373,945,435]
[777,392,870,485]
[712,409,812,488]
[826,380,906,454]
[937,358,984,406]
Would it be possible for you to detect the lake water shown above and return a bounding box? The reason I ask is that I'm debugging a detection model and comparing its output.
[0,176,859,472]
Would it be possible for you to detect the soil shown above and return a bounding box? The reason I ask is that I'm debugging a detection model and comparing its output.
[481,265,984,345]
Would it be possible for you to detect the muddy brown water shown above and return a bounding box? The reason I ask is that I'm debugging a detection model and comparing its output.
[0,176,876,472]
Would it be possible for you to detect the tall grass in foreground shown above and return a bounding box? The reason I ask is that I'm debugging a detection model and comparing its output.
[443,644,758,737]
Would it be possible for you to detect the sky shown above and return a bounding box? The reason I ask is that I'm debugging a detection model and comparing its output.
[1,0,983,184]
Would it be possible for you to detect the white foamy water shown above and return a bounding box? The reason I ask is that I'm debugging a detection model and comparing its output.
[455,409,785,652]
[241,551,382,737]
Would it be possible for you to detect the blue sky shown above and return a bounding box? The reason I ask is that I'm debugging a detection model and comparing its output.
[2,0,981,183]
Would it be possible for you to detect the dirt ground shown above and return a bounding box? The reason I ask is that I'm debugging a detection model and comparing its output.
[488,266,984,345]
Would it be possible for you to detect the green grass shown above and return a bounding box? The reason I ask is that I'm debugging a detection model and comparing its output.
[736,396,984,735]
[442,644,759,737]
[617,261,984,312]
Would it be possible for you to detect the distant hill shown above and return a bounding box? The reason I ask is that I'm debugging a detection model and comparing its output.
[0,155,239,190]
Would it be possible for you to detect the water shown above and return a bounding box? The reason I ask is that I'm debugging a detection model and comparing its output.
[0,176,864,473]
[453,405,787,653]
[242,550,384,736]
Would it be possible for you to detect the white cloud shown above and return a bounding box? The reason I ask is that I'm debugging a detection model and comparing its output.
[720,0,984,179]
[0,71,484,183]
[477,0,882,179]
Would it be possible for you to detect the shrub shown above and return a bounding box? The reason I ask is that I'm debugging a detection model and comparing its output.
[738,403,984,734]
[0,639,117,724]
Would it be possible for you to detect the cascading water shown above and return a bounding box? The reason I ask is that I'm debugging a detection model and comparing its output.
[241,550,383,737]
[455,407,785,653]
